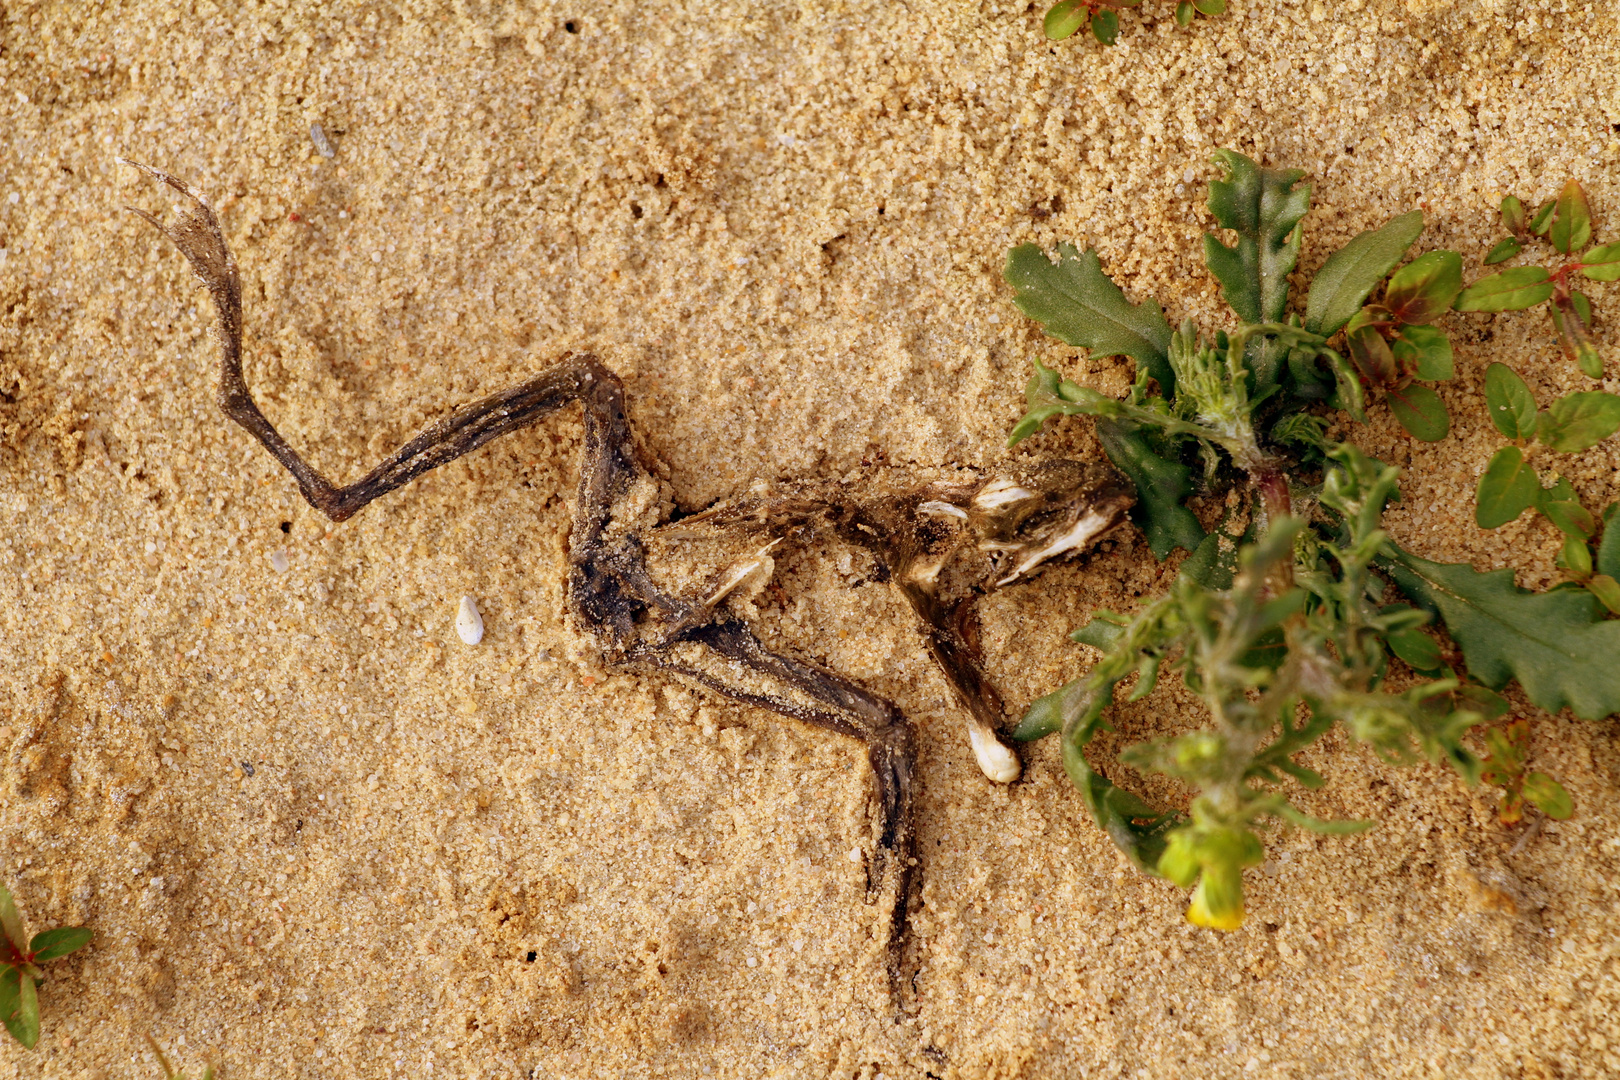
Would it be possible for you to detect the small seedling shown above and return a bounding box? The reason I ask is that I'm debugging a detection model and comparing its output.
[1460,181,1620,378]
[1003,150,1620,929]
[0,884,92,1049]
[145,1033,219,1080]
[1042,0,1223,45]
[1478,719,1573,825]
[1475,362,1620,611]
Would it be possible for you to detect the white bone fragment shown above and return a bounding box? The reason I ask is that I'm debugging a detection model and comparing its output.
[456,596,484,645]
[969,723,1021,784]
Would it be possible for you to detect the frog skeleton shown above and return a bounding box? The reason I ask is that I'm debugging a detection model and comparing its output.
[122,160,1134,1005]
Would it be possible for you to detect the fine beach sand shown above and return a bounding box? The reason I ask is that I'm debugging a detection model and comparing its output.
[2,2,1618,1077]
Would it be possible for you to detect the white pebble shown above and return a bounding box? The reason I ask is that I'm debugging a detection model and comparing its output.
[847,846,862,864]
[269,549,290,573]
[455,596,484,645]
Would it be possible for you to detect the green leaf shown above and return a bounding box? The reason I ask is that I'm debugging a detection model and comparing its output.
[1043,0,1088,39]
[1586,573,1620,615]
[1581,242,1620,282]
[1094,418,1206,558]
[1475,446,1538,528]
[1303,211,1423,336]
[1175,0,1195,24]
[1538,477,1596,538]
[0,964,38,1050]
[1530,198,1556,235]
[1537,392,1620,452]
[1090,7,1119,43]
[27,927,92,964]
[1387,546,1620,719]
[1385,250,1463,325]
[1193,0,1226,12]
[0,888,22,959]
[1004,243,1175,394]
[1598,505,1620,579]
[1392,324,1454,381]
[1454,267,1555,312]
[1387,384,1449,442]
[1521,772,1574,819]
[1386,625,1443,672]
[1483,363,1538,439]
[1483,237,1523,265]
[1500,195,1526,235]
[1558,534,1593,577]
[1572,290,1593,328]
[1548,179,1593,256]
[1204,149,1311,323]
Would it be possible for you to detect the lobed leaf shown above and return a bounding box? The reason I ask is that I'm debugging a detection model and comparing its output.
[1204,149,1310,324]
[1483,363,1537,439]
[1454,267,1555,312]
[1387,547,1620,719]
[1475,447,1538,528]
[1385,250,1463,325]
[1094,418,1206,558]
[1548,179,1593,256]
[1004,243,1175,393]
[1538,391,1620,453]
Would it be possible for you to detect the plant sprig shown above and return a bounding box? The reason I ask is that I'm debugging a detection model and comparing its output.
[0,884,92,1049]
[1042,0,1224,45]
[1001,150,1620,930]
[1461,181,1620,378]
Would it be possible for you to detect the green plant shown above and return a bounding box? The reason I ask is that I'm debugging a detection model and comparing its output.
[1475,361,1620,611]
[1460,181,1620,378]
[1042,0,1223,45]
[0,885,92,1049]
[146,1034,219,1080]
[1478,718,1573,825]
[1001,150,1620,929]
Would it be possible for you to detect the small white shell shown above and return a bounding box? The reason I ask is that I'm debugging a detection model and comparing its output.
[455,596,484,645]
[269,549,290,573]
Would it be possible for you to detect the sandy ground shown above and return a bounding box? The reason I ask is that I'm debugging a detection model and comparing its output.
[2,1,1619,1077]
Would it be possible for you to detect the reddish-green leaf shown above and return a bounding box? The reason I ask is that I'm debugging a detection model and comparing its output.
[1388,384,1449,441]
[1586,573,1620,615]
[1580,242,1620,282]
[1385,251,1463,324]
[1500,195,1526,235]
[1455,267,1554,312]
[1538,391,1620,452]
[1044,0,1088,40]
[1484,237,1524,265]
[1551,299,1604,378]
[1539,475,1596,538]
[1529,198,1556,236]
[0,964,39,1049]
[1475,446,1538,528]
[1521,772,1574,818]
[27,927,92,964]
[1392,324,1453,381]
[0,888,23,960]
[1548,179,1593,256]
[1483,363,1537,439]
[1090,7,1119,43]
[1346,323,1396,386]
